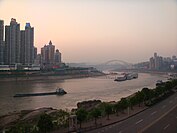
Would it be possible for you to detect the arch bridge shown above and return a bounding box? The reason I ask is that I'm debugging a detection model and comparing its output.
[103,60,131,66]
[96,59,132,71]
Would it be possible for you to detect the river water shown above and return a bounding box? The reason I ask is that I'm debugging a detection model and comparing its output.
[0,73,168,116]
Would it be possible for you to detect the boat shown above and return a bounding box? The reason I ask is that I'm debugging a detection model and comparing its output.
[114,73,138,81]
[156,80,165,87]
[114,75,127,81]
[126,73,133,80]
[13,88,67,97]
[131,73,138,79]
[126,73,138,79]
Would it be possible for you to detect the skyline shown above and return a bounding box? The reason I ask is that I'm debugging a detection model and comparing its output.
[0,0,177,63]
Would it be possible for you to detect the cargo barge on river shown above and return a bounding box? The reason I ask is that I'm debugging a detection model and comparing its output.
[14,88,67,97]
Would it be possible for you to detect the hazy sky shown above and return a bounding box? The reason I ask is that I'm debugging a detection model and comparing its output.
[0,0,177,63]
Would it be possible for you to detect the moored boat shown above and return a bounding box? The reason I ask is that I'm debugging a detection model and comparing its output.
[114,75,127,81]
[156,80,165,87]
[114,73,138,81]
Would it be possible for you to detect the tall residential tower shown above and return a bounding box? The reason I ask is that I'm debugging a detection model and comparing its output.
[20,23,34,65]
[5,18,20,65]
[41,41,55,68]
[55,49,61,64]
[0,20,4,64]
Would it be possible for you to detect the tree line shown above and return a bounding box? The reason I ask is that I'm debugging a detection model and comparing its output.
[76,79,177,129]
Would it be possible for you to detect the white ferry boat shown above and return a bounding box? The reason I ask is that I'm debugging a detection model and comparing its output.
[114,73,138,81]
[114,75,127,81]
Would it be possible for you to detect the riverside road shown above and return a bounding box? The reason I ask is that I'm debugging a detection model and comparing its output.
[88,91,177,133]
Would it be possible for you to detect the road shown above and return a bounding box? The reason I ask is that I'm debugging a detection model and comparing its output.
[143,102,177,133]
[88,92,177,133]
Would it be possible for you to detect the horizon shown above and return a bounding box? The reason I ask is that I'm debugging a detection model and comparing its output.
[0,0,177,63]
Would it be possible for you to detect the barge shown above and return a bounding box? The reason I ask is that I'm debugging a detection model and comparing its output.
[14,88,67,97]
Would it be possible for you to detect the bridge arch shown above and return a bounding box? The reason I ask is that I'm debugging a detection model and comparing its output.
[103,60,131,66]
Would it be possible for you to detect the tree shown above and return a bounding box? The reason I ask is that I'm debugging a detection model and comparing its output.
[54,109,69,128]
[11,125,38,133]
[141,87,156,105]
[135,91,143,107]
[119,98,128,113]
[37,113,53,133]
[76,108,88,128]
[7,123,33,133]
[128,96,136,110]
[164,81,173,90]
[90,108,101,125]
[155,86,165,97]
[114,102,121,116]
[141,88,151,104]
[104,103,112,120]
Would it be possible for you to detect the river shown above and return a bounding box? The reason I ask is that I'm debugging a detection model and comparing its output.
[0,73,168,116]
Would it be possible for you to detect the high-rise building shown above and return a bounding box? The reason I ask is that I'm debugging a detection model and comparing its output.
[158,56,163,69]
[154,53,163,70]
[172,55,176,61]
[20,30,25,64]
[20,23,34,65]
[41,41,55,65]
[149,57,155,70]
[34,54,41,65]
[5,18,20,65]
[154,52,157,58]
[48,40,55,64]
[154,53,159,70]
[55,49,61,64]
[0,20,4,64]
[34,47,37,60]
[25,23,34,65]
[41,45,48,65]
[149,53,164,70]
[41,41,55,68]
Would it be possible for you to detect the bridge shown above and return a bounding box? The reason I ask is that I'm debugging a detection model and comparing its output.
[104,60,131,66]
[94,60,133,71]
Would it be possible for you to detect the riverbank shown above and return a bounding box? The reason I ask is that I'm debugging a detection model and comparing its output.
[116,69,177,75]
[0,107,56,130]
[0,100,148,132]
[0,72,105,82]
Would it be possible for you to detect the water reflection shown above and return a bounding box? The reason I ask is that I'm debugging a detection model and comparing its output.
[0,73,167,115]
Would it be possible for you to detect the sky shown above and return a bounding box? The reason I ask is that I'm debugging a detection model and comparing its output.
[0,0,177,63]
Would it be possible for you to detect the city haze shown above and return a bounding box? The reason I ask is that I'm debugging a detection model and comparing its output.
[0,0,177,63]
